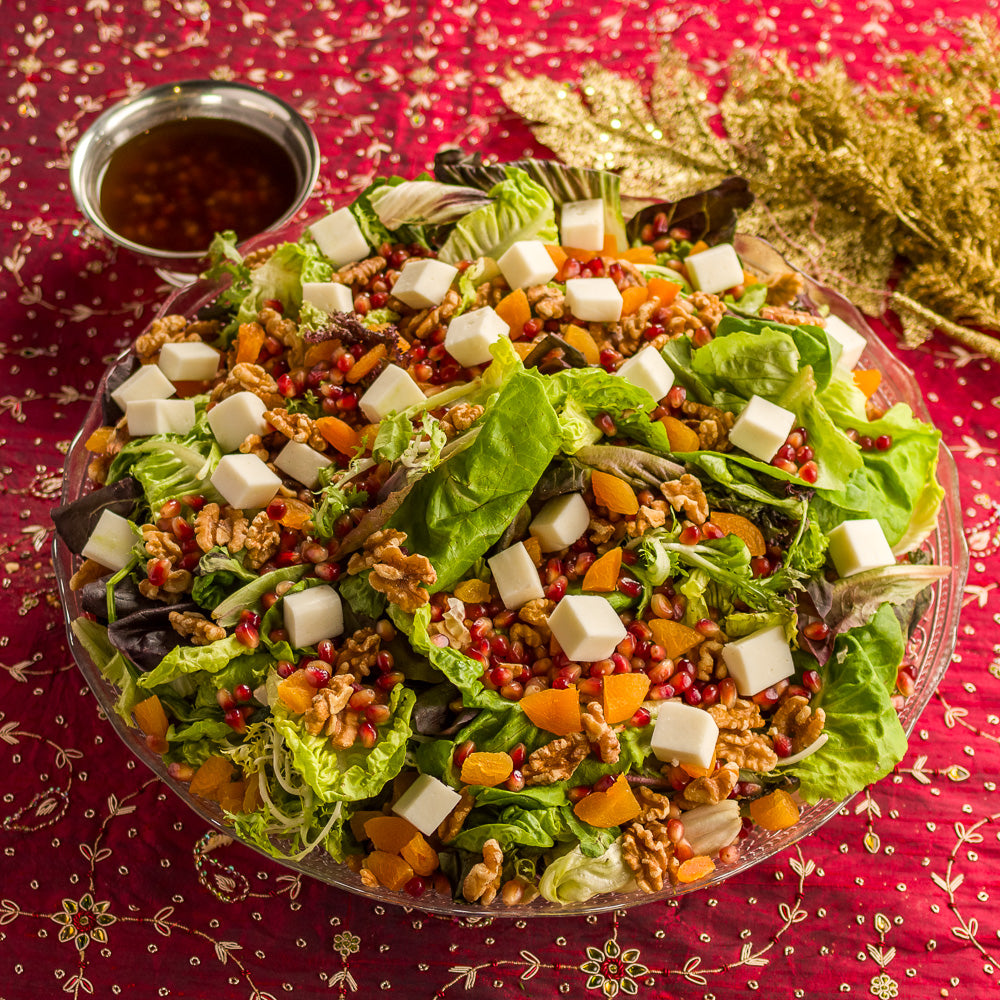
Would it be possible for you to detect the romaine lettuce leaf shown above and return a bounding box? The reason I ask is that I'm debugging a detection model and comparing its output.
[72,617,143,725]
[137,635,270,688]
[788,604,908,804]
[538,841,637,904]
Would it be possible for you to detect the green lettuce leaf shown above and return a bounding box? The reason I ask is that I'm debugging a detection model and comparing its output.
[272,683,415,803]
[789,604,908,804]
[137,635,271,689]
[211,564,309,627]
[72,617,143,725]
[538,841,637,905]
[438,167,558,264]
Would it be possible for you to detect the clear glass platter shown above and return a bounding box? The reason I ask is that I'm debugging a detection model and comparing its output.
[53,224,969,916]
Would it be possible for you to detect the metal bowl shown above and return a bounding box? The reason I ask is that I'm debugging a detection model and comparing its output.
[69,79,319,270]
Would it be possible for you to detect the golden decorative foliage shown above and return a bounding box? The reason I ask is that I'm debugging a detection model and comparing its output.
[500,20,1000,357]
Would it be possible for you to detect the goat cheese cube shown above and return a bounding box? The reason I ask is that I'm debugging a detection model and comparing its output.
[721,625,795,696]
[685,243,744,295]
[565,277,623,323]
[302,281,354,315]
[358,364,426,422]
[497,240,558,290]
[444,306,509,367]
[650,701,720,770]
[274,439,333,489]
[210,453,281,510]
[529,493,590,553]
[488,542,545,609]
[824,313,867,372]
[157,341,221,382]
[827,518,895,577]
[616,345,675,402]
[728,395,796,463]
[110,364,175,408]
[207,391,269,453]
[80,509,137,572]
[547,594,627,663]
[392,773,463,837]
[282,585,345,649]
[560,199,605,251]
[308,208,370,268]
[125,398,196,438]
[390,259,459,309]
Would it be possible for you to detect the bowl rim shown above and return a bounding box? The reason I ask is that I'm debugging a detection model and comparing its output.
[69,79,320,263]
[52,221,970,916]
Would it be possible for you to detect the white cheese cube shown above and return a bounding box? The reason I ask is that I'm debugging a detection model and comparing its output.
[488,542,545,610]
[824,313,867,372]
[547,594,627,663]
[728,395,796,463]
[390,259,459,309]
[560,199,605,251]
[565,277,623,323]
[529,493,590,552]
[282,585,345,649]
[497,240,558,290]
[80,509,137,572]
[302,281,354,315]
[444,306,509,368]
[274,439,333,489]
[308,208,370,268]
[650,701,720,770]
[392,773,463,837]
[157,341,221,382]
[721,625,795,697]
[827,518,896,577]
[685,244,744,295]
[616,345,675,402]
[110,364,175,409]
[207,391,269,453]
[358,364,426,422]
[125,399,196,437]
[210,453,281,510]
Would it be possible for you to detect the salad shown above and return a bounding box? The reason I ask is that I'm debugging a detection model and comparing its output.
[54,152,951,908]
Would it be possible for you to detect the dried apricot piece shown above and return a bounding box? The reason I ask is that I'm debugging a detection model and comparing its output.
[620,246,656,265]
[346,344,387,384]
[453,578,492,603]
[235,322,265,365]
[189,755,235,799]
[620,285,649,317]
[749,789,800,831]
[133,694,169,740]
[400,834,440,876]
[364,850,415,891]
[85,426,115,453]
[278,496,314,530]
[573,774,641,828]
[647,618,702,660]
[562,323,600,364]
[461,751,514,787]
[660,414,700,453]
[520,687,583,735]
[676,855,716,883]
[646,277,681,307]
[276,669,317,715]
[708,512,765,557]
[364,815,422,855]
[591,470,639,516]
[581,547,622,593]
[602,673,650,725]
[494,288,531,339]
[544,245,568,271]
[853,368,881,398]
[349,809,384,843]
[316,415,362,455]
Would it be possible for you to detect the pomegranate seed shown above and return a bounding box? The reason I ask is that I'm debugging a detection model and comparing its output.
[666,818,685,844]
[786,431,805,450]
[490,666,513,687]
[509,743,527,769]
[235,621,260,649]
[365,704,391,725]
[275,551,301,567]
[773,734,793,758]
[617,577,642,599]
[802,669,823,694]
[182,494,206,511]
[546,577,568,601]
[404,876,426,899]
[684,685,703,706]
[316,638,336,664]
[180,551,201,571]
[648,683,675,700]
[490,635,511,658]
[858,435,875,451]
[599,348,621,372]
[568,786,590,803]
[675,657,695,676]
[700,683,719,706]
[454,740,476,768]
[469,618,492,641]
[159,498,183,518]
[802,621,830,641]
[595,412,617,436]
[171,516,194,541]
[771,458,799,474]
[349,688,376,710]
[897,665,916,697]
[521,318,543,339]
[216,688,236,711]
[277,373,297,398]
[630,707,652,727]
[276,660,296,679]
[679,524,701,545]
[795,445,814,463]
[701,521,725,540]
[777,443,796,462]
[314,561,342,582]
[876,434,893,451]
[616,635,636,659]
[798,461,819,484]
[375,650,395,673]
[647,661,672,684]
[224,708,246,733]
[147,559,170,587]
[303,663,329,687]
[239,609,261,628]
[358,721,378,749]
[167,761,195,781]
[234,684,253,704]
[268,628,289,643]
[592,775,616,793]
[669,671,693,693]
[752,685,782,708]
[718,677,737,709]
[750,556,773,578]
[376,671,404,691]
[504,769,525,792]
[552,675,571,690]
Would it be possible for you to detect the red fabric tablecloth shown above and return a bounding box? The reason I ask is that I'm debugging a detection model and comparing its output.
[3,2,998,997]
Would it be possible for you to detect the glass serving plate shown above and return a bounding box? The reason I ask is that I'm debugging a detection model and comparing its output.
[53,225,969,916]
